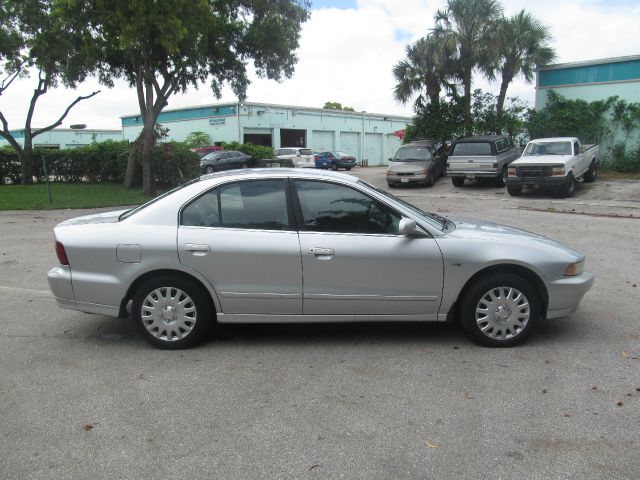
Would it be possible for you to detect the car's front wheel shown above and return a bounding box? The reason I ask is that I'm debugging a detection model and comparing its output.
[204,165,215,174]
[460,273,539,347]
[132,276,212,349]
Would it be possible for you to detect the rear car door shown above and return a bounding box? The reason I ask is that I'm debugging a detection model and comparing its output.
[293,179,444,317]
[178,178,302,315]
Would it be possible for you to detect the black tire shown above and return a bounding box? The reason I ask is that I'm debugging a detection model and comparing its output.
[425,172,434,187]
[387,182,396,188]
[460,273,540,347]
[241,162,248,169]
[132,275,213,349]
[583,161,597,183]
[204,166,215,174]
[494,167,508,187]
[331,163,338,171]
[507,184,522,196]
[345,167,352,171]
[561,173,576,197]
[452,176,464,187]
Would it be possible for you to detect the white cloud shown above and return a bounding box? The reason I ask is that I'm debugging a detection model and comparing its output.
[0,0,638,131]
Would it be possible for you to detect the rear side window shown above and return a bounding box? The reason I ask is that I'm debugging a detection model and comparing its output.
[299,149,312,155]
[181,180,290,230]
[452,142,493,156]
[495,139,508,153]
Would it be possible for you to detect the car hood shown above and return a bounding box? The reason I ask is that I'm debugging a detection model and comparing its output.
[446,217,583,259]
[57,209,129,227]
[388,161,430,172]
[512,155,571,165]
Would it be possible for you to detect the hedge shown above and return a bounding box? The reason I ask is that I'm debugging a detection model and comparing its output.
[0,140,200,186]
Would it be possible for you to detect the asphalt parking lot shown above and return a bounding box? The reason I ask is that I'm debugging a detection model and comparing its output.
[1,169,639,479]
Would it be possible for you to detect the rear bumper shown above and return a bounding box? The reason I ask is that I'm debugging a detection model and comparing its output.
[544,271,594,319]
[48,265,120,316]
[448,170,499,178]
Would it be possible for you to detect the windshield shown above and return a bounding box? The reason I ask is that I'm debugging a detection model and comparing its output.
[118,178,201,221]
[393,146,433,162]
[452,142,492,156]
[524,142,572,155]
[358,180,452,232]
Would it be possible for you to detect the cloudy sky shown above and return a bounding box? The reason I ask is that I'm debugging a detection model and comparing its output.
[2,0,639,131]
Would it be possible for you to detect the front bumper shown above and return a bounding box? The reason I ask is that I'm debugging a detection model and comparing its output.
[507,176,567,191]
[544,271,594,319]
[387,173,428,184]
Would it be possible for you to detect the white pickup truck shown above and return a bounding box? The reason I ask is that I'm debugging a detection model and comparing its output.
[506,137,599,197]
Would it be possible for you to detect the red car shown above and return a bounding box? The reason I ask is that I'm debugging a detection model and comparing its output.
[193,145,224,158]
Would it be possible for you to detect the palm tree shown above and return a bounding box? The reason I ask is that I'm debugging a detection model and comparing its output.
[485,10,556,126]
[393,35,455,110]
[433,0,502,135]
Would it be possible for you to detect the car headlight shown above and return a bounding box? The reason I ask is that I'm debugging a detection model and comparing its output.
[508,167,517,177]
[564,261,584,276]
[552,167,565,176]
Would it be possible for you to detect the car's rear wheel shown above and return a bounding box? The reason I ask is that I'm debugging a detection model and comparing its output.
[460,273,539,347]
[452,177,464,187]
[494,167,508,187]
[331,163,338,171]
[132,276,212,349]
[583,161,597,182]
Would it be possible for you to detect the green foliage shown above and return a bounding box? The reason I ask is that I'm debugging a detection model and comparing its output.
[184,131,211,149]
[323,102,355,112]
[220,142,274,160]
[0,140,199,186]
[405,89,529,145]
[527,90,615,144]
[605,145,640,173]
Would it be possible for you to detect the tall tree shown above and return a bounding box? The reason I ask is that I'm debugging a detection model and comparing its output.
[392,35,456,110]
[433,0,502,135]
[0,0,99,184]
[64,0,310,195]
[485,10,555,126]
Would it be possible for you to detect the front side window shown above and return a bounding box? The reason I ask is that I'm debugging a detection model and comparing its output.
[295,180,401,235]
[181,180,289,230]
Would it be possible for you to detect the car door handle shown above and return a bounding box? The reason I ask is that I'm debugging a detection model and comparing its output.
[184,243,210,254]
[309,247,334,256]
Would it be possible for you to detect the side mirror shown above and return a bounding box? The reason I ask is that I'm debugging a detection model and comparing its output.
[398,218,424,236]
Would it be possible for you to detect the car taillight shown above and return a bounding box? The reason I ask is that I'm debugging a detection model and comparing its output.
[55,241,69,266]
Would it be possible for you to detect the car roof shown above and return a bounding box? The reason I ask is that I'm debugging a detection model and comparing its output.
[200,168,359,184]
[401,140,437,147]
[454,135,505,143]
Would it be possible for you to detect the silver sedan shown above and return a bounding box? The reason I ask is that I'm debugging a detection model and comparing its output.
[48,169,594,349]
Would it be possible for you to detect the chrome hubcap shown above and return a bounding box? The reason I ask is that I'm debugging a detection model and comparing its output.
[475,286,530,340]
[141,287,197,342]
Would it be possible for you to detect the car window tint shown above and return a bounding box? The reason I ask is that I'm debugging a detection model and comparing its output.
[219,180,289,230]
[452,142,493,156]
[181,189,220,227]
[495,139,508,153]
[295,180,401,235]
[300,149,312,155]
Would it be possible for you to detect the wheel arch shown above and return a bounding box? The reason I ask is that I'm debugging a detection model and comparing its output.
[448,263,549,322]
[119,268,218,319]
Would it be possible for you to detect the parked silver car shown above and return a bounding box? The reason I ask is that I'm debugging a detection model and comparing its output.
[48,169,593,349]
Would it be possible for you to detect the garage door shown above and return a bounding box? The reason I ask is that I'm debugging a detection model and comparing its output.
[311,130,334,153]
[340,132,360,160]
[385,134,403,164]
[364,133,383,166]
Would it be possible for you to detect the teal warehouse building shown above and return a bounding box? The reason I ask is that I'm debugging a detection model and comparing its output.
[121,102,411,166]
[0,128,123,149]
[536,54,640,151]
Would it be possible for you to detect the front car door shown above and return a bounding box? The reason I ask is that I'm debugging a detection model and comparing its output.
[292,179,444,318]
[178,178,302,315]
